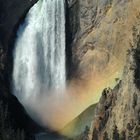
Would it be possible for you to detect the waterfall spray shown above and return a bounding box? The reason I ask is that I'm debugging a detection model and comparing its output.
[13,0,66,102]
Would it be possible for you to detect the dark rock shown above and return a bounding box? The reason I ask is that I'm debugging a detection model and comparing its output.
[92,128,98,140]
[133,93,138,108]
[0,0,43,139]
[103,132,109,140]
[0,0,38,85]
[113,125,120,140]
[120,131,126,140]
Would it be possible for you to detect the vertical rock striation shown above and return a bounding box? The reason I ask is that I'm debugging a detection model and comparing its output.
[68,0,140,81]
[87,18,140,140]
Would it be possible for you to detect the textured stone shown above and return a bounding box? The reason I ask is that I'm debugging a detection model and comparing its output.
[68,0,140,82]
[88,24,140,140]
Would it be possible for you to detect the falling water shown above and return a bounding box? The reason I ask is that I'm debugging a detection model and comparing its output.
[12,0,66,102]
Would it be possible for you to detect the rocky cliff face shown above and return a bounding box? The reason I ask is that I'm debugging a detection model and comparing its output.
[68,0,140,81]
[67,0,140,139]
[1,0,140,139]
[73,37,140,140]
[86,30,140,140]
[65,1,140,130]
[0,0,40,139]
[0,0,38,85]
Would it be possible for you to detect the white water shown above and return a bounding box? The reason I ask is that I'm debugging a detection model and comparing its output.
[12,0,66,102]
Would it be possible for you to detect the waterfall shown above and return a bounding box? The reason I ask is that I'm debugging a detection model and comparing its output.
[12,0,66,102]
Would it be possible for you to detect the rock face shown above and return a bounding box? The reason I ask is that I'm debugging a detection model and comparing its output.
[68,0,140,81]
[67,0,140,139]
[0,0,40,139]
[84,25,140,140]
[61,104,96,138]
[1,0,140,139]
[0,0,37,83]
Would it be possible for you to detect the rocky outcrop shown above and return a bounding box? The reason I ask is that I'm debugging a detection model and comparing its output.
[67,1,140,139]
[85,26,140,140]
[68,0,112,39]
[61,104,96,138]
[68,0,140,81]
[67,2,140,139]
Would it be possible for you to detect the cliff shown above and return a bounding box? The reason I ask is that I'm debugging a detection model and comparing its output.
[84,32,140,140]
[61,104,96,138]
[72,35,140,140]
[67,0,140,139]
[1,0,140,139]
[69,0,140,79]
[0,0,41,139]
[0,0,38,83]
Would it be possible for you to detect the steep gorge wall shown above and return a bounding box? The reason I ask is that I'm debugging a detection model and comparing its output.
[87,25,140,140]
[0,0,38,85]
[1,0,139,97]
[68,0,140,81]
[67,1,140,139]
[1,0,140,139]
[0,0,41,138]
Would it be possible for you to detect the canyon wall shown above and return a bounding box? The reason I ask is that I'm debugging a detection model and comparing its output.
[68,0,139,81]
[0,0,40,139]
[0,0,38,88]
[1,0,140,139]
[86,26,140,140]
[67,0,140,139]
